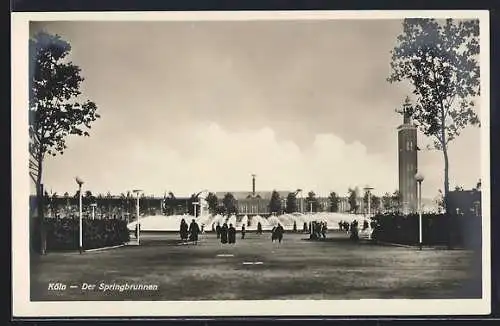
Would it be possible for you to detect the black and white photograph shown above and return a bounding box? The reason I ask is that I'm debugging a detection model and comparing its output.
[12,10,490,317]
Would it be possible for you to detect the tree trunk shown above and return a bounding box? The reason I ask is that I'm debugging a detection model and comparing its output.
[36,155,46,255]
[442,140,452,249]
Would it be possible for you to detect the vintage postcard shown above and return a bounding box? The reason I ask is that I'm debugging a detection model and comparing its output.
[12,10,490,317]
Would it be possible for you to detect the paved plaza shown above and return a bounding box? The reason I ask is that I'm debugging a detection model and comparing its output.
[30,230,482,301]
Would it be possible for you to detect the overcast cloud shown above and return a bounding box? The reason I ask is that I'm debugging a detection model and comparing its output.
[30,20,482,198]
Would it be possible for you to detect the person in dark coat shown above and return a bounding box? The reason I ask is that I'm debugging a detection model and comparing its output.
[215,222,221,239]
[220,223,228,244]
[241,224,246,239]
[275,223,284,243]
[350,220,359,241]
[293,221,297,232]
[180,219,189,242]
[271,226,277,242]
[338,221,343,231]
[228,224,236,244]
[321,222,327,239]
[303,222,308,233]
[189,219,200,244]
[257,222,263,235]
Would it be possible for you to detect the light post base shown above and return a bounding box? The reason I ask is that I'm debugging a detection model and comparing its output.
[418,242,422,251]
[79,246,83,254]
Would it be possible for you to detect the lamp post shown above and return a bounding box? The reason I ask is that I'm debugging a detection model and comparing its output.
[90,203,97,220]
[415,173,424,250]
[296,189,302,214]
[133,189,142,244]
[75,177,84,254]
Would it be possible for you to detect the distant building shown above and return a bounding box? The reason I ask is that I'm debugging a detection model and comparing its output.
[448,189,481,217]
[398,107,418,214]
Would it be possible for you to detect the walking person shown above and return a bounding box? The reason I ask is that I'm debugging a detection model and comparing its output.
[189,219,200,245]
[220,223,228,244]
[228,224,236,244]
[257,222,262,235]
[271,226,277,242]
[180,218,189,243]
[216,222,221,239]
[241,224,246,239]
[275,223,284,243]
[321,222,327,239]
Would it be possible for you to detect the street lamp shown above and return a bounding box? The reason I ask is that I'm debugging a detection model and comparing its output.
[90,203,97,220]
[415,173,424,250]
[132,189,142,244]
[75,176,84,254]
[296,189,302,214]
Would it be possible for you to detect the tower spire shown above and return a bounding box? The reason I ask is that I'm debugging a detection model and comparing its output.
[402,96,413,125]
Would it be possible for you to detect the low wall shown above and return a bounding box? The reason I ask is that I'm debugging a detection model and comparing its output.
[31,217,130,252]
[370,213,481,249]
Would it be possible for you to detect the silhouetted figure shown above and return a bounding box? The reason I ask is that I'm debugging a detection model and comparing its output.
[228,224,236,244]
[275,223,284,243]
[216,222,221,239]
[338,221,343,231]
[257,222,263,235]
[271,226,277,242]
[293,221,297,232]
[241,225,246,239]
[180,219,189,242]
[303,222,308,233]
[321,222,327,239]
[189,219,200,244]
[309,222,318,240]
[363,220,369,230]
[212,223,215,232]
[350,221,359,241]
[220,223,228,244]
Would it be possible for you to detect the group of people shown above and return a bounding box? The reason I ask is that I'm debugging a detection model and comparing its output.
[179,218,201,244]
[309,221,328,240]
[338,220,351,232]
[337,219,360,241]
[214,222,239,244]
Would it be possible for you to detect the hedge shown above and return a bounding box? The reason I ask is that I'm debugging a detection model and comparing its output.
[370,212,481,249]
[31,217,130,252]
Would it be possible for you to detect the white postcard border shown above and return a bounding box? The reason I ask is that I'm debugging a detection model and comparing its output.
[11,10,491,317]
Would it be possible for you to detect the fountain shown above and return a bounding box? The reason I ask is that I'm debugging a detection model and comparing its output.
[128,211,372,235]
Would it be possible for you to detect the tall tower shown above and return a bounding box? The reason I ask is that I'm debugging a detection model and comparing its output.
[398,107,418,214]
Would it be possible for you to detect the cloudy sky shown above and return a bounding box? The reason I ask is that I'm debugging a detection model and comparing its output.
[30,19,482,198]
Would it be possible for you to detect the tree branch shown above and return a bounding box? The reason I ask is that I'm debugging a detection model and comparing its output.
[29,172,37,184]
